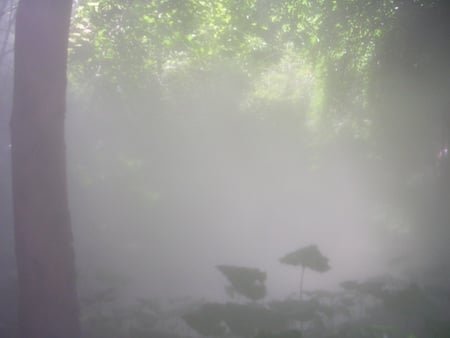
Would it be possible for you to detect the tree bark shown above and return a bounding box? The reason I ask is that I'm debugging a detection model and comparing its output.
[10,1,80,337]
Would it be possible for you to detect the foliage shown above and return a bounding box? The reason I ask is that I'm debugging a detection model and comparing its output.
[69,0,398,133]
[337,275,450,338]
[269,298,329,324]
[81,290,195,338]
[254,329,302,338]
[183,302,287,338]
[280,244,330,272]
[79,274,450,338]
[217,265,267,301]
[69,0,272,96]
[81,291,160,337]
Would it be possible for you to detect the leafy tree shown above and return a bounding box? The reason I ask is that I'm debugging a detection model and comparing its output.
[280,245,330,300]
[11,0,80,337]
[217,265,267,301]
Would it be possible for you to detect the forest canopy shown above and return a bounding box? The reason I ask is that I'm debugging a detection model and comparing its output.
[68,0,450,239]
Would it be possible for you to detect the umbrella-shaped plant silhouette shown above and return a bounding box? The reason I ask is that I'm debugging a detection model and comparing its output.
[279,245,330,300]
[217,265,267,301]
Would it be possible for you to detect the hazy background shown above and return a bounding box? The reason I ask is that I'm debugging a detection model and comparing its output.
[2,1,450,336]
[65,67,395,302]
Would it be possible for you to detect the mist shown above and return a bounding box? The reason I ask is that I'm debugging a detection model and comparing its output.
[65,63,385,302]
[2,1,450,337]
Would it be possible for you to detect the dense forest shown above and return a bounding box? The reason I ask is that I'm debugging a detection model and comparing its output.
[1,0,450,337]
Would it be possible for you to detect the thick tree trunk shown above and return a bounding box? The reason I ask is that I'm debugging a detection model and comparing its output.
[10,1,80,337]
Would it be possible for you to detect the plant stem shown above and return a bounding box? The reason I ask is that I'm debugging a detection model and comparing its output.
[300,265,305,301]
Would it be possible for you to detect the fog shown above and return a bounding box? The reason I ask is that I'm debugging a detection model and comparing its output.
[66,71,390,303]
[2,1,450,337]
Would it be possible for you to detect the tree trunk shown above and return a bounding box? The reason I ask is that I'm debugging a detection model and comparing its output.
[10,1,80,337]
